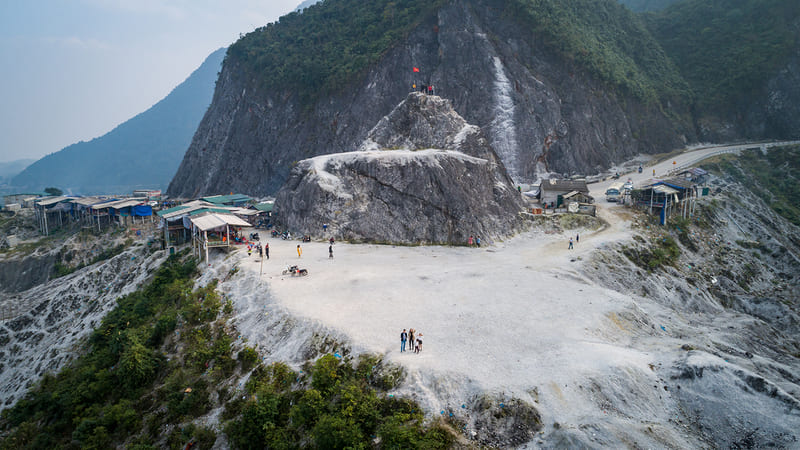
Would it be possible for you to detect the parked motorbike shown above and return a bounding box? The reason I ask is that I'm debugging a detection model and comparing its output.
[282,265,308,276]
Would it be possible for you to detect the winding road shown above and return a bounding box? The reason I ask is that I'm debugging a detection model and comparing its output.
[588,140,800,198]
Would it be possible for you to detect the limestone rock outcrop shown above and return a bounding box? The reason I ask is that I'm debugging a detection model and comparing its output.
[272,93,524,244]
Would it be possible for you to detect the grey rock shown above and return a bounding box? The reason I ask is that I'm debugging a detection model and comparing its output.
[272,93,524,244]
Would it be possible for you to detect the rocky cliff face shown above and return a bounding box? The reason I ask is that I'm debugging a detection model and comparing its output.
[272,93,524,244]
[168,0,689,198]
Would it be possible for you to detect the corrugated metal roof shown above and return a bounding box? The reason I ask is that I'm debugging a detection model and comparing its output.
[70,197,105,206]
[202,194,252,205]
[102,198,146,209]
[35,196,70,206]
[191,213,251,231]
[159,202,218,219]
[540,179,589,193]
[653,185,679,195]
[156,205,188,217]
[230,207,260,216]
[660,178,694,190]
[90,199,122,210]
[254,202,274,212]
[188,208,232,216]
[688,167,708,176]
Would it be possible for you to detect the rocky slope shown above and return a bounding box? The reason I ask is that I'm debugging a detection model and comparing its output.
[581,176,800,447]
[0,242,165,408]
[167,0,691,198]
[272,93,524,244]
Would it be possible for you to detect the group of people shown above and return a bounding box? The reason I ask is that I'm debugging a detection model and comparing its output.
[467,235,481,247]
[568,232,579,250]
[247,241,269,259]
[400,328,423,353]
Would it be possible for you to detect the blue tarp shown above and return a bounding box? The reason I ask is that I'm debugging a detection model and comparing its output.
[133,205,153,216]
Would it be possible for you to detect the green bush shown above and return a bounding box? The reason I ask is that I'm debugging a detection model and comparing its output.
[224,356,454,450]
[312,414,366,449]
[238,346,260,372]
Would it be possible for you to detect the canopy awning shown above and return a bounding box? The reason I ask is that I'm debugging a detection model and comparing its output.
[190,213,252,232]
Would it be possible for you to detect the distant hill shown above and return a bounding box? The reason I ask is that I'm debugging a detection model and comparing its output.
[0,159,34,184]
[294,0,321,12]
[11,48,226,195]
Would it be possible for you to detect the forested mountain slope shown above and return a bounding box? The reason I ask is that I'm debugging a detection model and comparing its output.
[644,0,800,140]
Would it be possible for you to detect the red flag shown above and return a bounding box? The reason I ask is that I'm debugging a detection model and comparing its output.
[412,67,419,72]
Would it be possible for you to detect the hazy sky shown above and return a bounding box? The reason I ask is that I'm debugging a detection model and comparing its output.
[0,0,302,163]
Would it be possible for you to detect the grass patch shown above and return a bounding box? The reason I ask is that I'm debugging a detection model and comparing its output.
[623,235,681,271]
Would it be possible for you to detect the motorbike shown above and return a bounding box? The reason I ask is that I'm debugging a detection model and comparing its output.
[249,232,260,241]
[282,265,308,276]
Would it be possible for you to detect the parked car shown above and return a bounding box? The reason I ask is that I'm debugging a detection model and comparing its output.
[623,179,634,190]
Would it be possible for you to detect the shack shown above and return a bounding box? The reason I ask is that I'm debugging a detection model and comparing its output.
[539,179,591,208]
[34,196,72,235]
[190,212,252,262]
[631,178,698,225]
[3,192,49,209]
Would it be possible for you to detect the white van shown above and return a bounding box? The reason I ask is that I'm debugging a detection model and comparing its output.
[605,182,624,202]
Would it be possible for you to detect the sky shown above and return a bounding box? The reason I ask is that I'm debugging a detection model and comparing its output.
[0,0,302,163]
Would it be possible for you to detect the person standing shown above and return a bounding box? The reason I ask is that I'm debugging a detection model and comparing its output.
[408,329,415,352]
[576,233,579,243]
[329,245,333,259]
[568,237,574,250]
[468,236,474,246]
[265,242,269,259]
[297,244,302,258]
[401,329,408,352]
[476,236,481,247]
[415,333,422,353]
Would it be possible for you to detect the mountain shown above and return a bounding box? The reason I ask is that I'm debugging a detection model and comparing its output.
[293,0,320,12]
[643,0,800,140]
[168,0,693,198]
[0,159,34,184]
[11,48,226,195]
[273,92,524,244]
